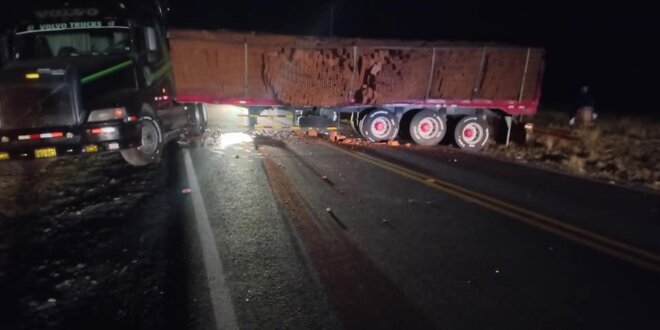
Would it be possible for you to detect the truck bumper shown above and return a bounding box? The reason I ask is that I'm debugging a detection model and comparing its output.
[0,121,140,161]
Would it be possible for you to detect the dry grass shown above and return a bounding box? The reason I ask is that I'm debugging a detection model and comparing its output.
[486,110,660,191]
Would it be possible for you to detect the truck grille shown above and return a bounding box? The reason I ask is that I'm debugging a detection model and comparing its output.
[0,83,78,130]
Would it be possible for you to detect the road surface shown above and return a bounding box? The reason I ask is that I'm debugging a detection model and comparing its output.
[0,104,658,329]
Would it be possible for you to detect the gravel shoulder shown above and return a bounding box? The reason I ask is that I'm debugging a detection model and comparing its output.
[0,147,187,330]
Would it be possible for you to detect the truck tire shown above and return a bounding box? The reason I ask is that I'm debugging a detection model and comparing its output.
[350,110,369,134]
[454,115,490,151]
[190,103,208,136]
[359,109,399,142]
[121,113,164,166]
[410,109,447,145]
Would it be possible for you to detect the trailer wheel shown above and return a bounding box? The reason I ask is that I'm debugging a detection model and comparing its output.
[190,103,208,136]
[454,116,490,151]
[359,109,399,142]
[121,113,164,166]
[350,110,369,134]
[410,110,447,145]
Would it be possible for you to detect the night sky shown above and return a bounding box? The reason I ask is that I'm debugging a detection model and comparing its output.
[2,0,659,113]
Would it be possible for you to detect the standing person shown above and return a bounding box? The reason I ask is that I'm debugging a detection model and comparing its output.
[569,86,597,126]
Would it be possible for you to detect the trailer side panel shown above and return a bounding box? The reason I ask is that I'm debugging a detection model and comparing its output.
[170,30,543,114]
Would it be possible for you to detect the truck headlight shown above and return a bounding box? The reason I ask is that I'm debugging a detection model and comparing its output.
[87,107,127,122]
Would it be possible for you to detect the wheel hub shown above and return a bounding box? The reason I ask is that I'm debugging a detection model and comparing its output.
[461,122,484,144]
[463,128,475,138]
[370,117,392,139]
[416,117,441,139]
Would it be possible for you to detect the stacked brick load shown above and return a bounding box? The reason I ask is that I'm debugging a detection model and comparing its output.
[169,30,543,106]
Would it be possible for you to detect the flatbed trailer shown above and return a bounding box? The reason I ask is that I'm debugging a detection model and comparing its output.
[170,29,544,150]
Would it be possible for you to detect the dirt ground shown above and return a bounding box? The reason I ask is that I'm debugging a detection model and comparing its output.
[485,110,660,192]
[0,149,186,330]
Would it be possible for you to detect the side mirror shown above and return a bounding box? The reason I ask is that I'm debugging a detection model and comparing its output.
[144,27,159,63]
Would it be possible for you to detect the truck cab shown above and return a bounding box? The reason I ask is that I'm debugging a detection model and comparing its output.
[0,0,204,166]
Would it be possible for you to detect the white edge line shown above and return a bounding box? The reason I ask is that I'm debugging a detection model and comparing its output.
[183,149,239,330]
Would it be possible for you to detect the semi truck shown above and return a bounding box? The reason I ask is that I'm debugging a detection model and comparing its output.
[0,0,207,166]
[0,0,544,167]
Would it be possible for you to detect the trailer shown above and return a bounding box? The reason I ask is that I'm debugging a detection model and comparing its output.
[170,30,544,150]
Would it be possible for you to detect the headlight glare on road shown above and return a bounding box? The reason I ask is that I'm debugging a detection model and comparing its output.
[88,107,127,122]
[219,132,253,150]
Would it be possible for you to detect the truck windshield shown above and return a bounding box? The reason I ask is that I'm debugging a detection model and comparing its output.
[14,28,131,60]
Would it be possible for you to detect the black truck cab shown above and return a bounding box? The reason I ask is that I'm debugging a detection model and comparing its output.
[0,0,204,166]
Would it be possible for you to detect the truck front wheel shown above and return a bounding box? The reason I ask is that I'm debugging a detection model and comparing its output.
[454,115,490,151]
[121,115,164,166]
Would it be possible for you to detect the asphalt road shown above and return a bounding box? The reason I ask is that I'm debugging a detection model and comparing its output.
[0,105,658,329]
[185,105,660,329]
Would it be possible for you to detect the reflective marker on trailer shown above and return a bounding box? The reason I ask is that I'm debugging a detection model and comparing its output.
[0,152,9,160]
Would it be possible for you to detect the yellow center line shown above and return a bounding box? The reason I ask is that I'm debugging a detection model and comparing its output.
[324,142,660,273]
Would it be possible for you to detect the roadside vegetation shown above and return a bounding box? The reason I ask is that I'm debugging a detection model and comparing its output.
[486,108,660,191]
